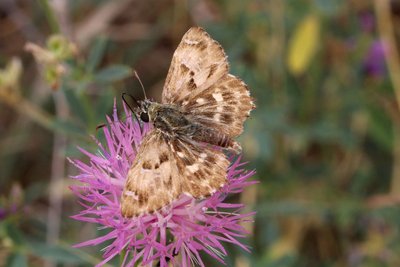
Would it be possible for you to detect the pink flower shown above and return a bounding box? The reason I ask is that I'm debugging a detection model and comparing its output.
[69,102,256,266]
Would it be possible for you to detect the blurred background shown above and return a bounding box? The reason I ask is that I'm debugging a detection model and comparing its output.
[1,0,400,266]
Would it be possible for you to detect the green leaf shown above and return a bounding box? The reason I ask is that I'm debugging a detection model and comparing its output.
[313,0,342,15]
[94,65,132,83]
[51,118,86,137]
[87,37,108,72]
[29,242,84,264]
[368,107,393,151]
[62,87,92,125]
[4,222,25,246]
[5,253,27,267]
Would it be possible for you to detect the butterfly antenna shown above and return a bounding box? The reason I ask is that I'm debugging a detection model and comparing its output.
[122,93,141,123]
[96,123,107,132]
[133,70,147,99]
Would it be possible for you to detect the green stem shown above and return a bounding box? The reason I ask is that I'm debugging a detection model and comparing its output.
[58,241,114,267]
[119,248,127,265]
[38,0,60,33]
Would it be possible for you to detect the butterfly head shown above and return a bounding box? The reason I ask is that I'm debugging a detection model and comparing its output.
[138,99,157,123]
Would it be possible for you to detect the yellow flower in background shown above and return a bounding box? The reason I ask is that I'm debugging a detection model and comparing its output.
[287,14,320,76]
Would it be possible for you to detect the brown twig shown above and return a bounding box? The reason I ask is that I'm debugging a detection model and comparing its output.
[0,88,54,130]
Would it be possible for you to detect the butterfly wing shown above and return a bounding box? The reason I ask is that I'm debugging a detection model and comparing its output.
[182,74,254,138]
[121,130,229,217]
[171,137,228,199]
[121,130,178,217]
[162,27,254,138]
[162,27,229,104]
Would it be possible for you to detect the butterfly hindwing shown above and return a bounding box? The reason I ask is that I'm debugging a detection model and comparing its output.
[171,138,228,199]
[182,74,255,138]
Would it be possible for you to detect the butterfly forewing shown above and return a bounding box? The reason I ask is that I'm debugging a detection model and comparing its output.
[121,130,178,217]
[162,27,229,104]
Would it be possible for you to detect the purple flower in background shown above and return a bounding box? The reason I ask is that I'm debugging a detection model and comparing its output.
[363,40,387,77]
[69,102,256,266]
[359,12,375,33]
[0,184,23,221]
[0,207,7,221]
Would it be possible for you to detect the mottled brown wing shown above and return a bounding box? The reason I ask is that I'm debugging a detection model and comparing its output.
[182,74,255,138]
[162,27,229,104]
[162,27,254,138]
[121,130,178,217]
[171,137,228,199]
[121,130,229,218]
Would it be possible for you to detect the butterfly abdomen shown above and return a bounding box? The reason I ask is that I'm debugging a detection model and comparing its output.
[191,126,241,153]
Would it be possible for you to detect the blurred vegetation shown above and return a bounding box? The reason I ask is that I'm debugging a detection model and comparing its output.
[1,0,400,266]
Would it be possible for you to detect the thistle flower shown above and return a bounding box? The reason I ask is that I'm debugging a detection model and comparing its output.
[69,102,256,266]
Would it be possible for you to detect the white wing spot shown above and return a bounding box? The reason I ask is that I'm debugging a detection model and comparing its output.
[213,113,221,122]
[216,106,223,112]
[196,98,205,104]
[177,152,185,158]
[124,190,139,200]
[183,192,193,197]
[212,93,223,102]
[199,153,207,163]
[200,180,210,187]
[184,39,199,45]
[187,164,199,173]
[234,91,241,98]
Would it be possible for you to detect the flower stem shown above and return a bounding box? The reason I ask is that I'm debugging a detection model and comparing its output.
[0,88,54,131]
[37,0,60,33]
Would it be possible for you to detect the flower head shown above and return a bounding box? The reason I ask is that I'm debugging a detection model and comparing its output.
[363,40,387,78]
[70,102,256,266]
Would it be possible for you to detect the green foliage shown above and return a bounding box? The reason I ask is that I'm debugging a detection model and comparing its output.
[94,65,132,83]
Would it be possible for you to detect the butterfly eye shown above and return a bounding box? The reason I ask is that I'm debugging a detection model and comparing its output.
[140,112,149,122]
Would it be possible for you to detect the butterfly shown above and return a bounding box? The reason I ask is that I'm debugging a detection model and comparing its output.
[121,27,255,217]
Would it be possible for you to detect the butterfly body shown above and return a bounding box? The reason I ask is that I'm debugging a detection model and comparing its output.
[140,99,240,152]
[121,27,255,217]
